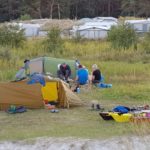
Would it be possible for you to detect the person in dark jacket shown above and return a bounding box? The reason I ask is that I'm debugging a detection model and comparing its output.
[57,63,71,82]
[91,64,101,84]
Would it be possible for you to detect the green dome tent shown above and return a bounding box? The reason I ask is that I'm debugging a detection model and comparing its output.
[29,57,76,78]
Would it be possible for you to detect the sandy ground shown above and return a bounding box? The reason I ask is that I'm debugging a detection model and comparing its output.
[0,136,150,150]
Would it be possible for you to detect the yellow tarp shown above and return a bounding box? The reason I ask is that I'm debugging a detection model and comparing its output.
[41,82,58,101]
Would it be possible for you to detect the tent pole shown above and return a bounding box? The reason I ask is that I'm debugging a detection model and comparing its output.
[43,57,45,74]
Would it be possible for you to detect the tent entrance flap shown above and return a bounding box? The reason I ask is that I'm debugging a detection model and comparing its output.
[41,82,58,102]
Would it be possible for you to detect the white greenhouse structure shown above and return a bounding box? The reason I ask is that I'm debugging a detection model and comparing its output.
[71,18,118,39]
[125,19,150,33]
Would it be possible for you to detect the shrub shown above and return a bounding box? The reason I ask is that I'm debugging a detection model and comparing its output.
[72,32,84,43]
[20,14,32,21]
[44,27,64,53]
[108,24,138,50]
[0,25,26,48]
[141,32,150,54]
[0,47,12,61]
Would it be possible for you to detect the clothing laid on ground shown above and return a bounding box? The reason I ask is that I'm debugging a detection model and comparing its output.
[77,68,88,85]
[92,69,101,83]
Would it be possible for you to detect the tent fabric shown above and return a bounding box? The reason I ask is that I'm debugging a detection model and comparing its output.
[0,78,83,110]
[29,57,43,74]
[57,80,82,108]
[0,81,44,110]
[44,57,76,79]
[41,82,58,102]
[27,73,46,86]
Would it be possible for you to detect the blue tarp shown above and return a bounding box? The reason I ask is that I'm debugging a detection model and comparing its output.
[113,106,130,113]
[27,73,45,86]
[98,83,112,88]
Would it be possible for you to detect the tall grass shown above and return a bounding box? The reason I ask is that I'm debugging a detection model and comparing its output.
[0,38,149,80]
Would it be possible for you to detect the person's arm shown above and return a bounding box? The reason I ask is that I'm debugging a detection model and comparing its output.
[75,75,78,81]
[92,71,95,81]
[59,65,63,74]
[75,70,79,81]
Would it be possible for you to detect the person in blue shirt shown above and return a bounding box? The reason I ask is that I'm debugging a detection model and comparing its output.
[75,64,89,85]
[73,64,89,92]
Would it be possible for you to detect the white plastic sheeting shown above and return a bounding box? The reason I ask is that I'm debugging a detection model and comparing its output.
[76,27,108,39]
[19,23,41,37]
[72,17,118,39]
[125,19,150,33]
[93,17,118,23]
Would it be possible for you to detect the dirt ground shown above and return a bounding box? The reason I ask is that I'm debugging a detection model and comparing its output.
[0,136,150,150]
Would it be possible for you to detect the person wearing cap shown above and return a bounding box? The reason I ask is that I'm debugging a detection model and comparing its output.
[91,64,101,84]
[75,64,89,85]
[57,63,71,82]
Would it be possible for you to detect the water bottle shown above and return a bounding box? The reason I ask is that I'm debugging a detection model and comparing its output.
[77,87,80,93]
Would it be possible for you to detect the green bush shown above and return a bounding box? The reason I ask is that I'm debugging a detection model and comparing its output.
[141,32,150,54]
[72,32,84,43]
[0,47,12,61]
[0,25,26,48]
[44,27,64,53]
[20,14,32,21]
[108,24,138,50]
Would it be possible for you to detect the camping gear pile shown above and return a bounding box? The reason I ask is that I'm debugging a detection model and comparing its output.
[99,105,150,123]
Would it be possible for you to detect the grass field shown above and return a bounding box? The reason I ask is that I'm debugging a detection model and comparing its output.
[0,39,150,141]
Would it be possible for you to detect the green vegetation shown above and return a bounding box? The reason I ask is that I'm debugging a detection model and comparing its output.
[43,27,64,53]
[141,32,150,54]
[20,14,32,21]
[108,24,137,50]
[0,25,26,48]
[0,32,150,140]
[0,108,147,141]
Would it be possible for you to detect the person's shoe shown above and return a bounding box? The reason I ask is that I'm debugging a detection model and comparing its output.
[50,109,59,113]
[91,104,95,110]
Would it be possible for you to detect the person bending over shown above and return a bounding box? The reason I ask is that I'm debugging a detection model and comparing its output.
[57,63,71,82]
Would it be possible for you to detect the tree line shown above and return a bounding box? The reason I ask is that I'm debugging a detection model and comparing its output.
[0,0,150,22]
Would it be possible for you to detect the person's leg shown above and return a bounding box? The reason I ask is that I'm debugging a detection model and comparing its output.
[92,80,100,86]
[92,80,100,84]
[73,81,80,92]
[57,70,65,80]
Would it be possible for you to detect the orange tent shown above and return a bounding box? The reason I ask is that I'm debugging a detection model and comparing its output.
[0,79,83,110]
